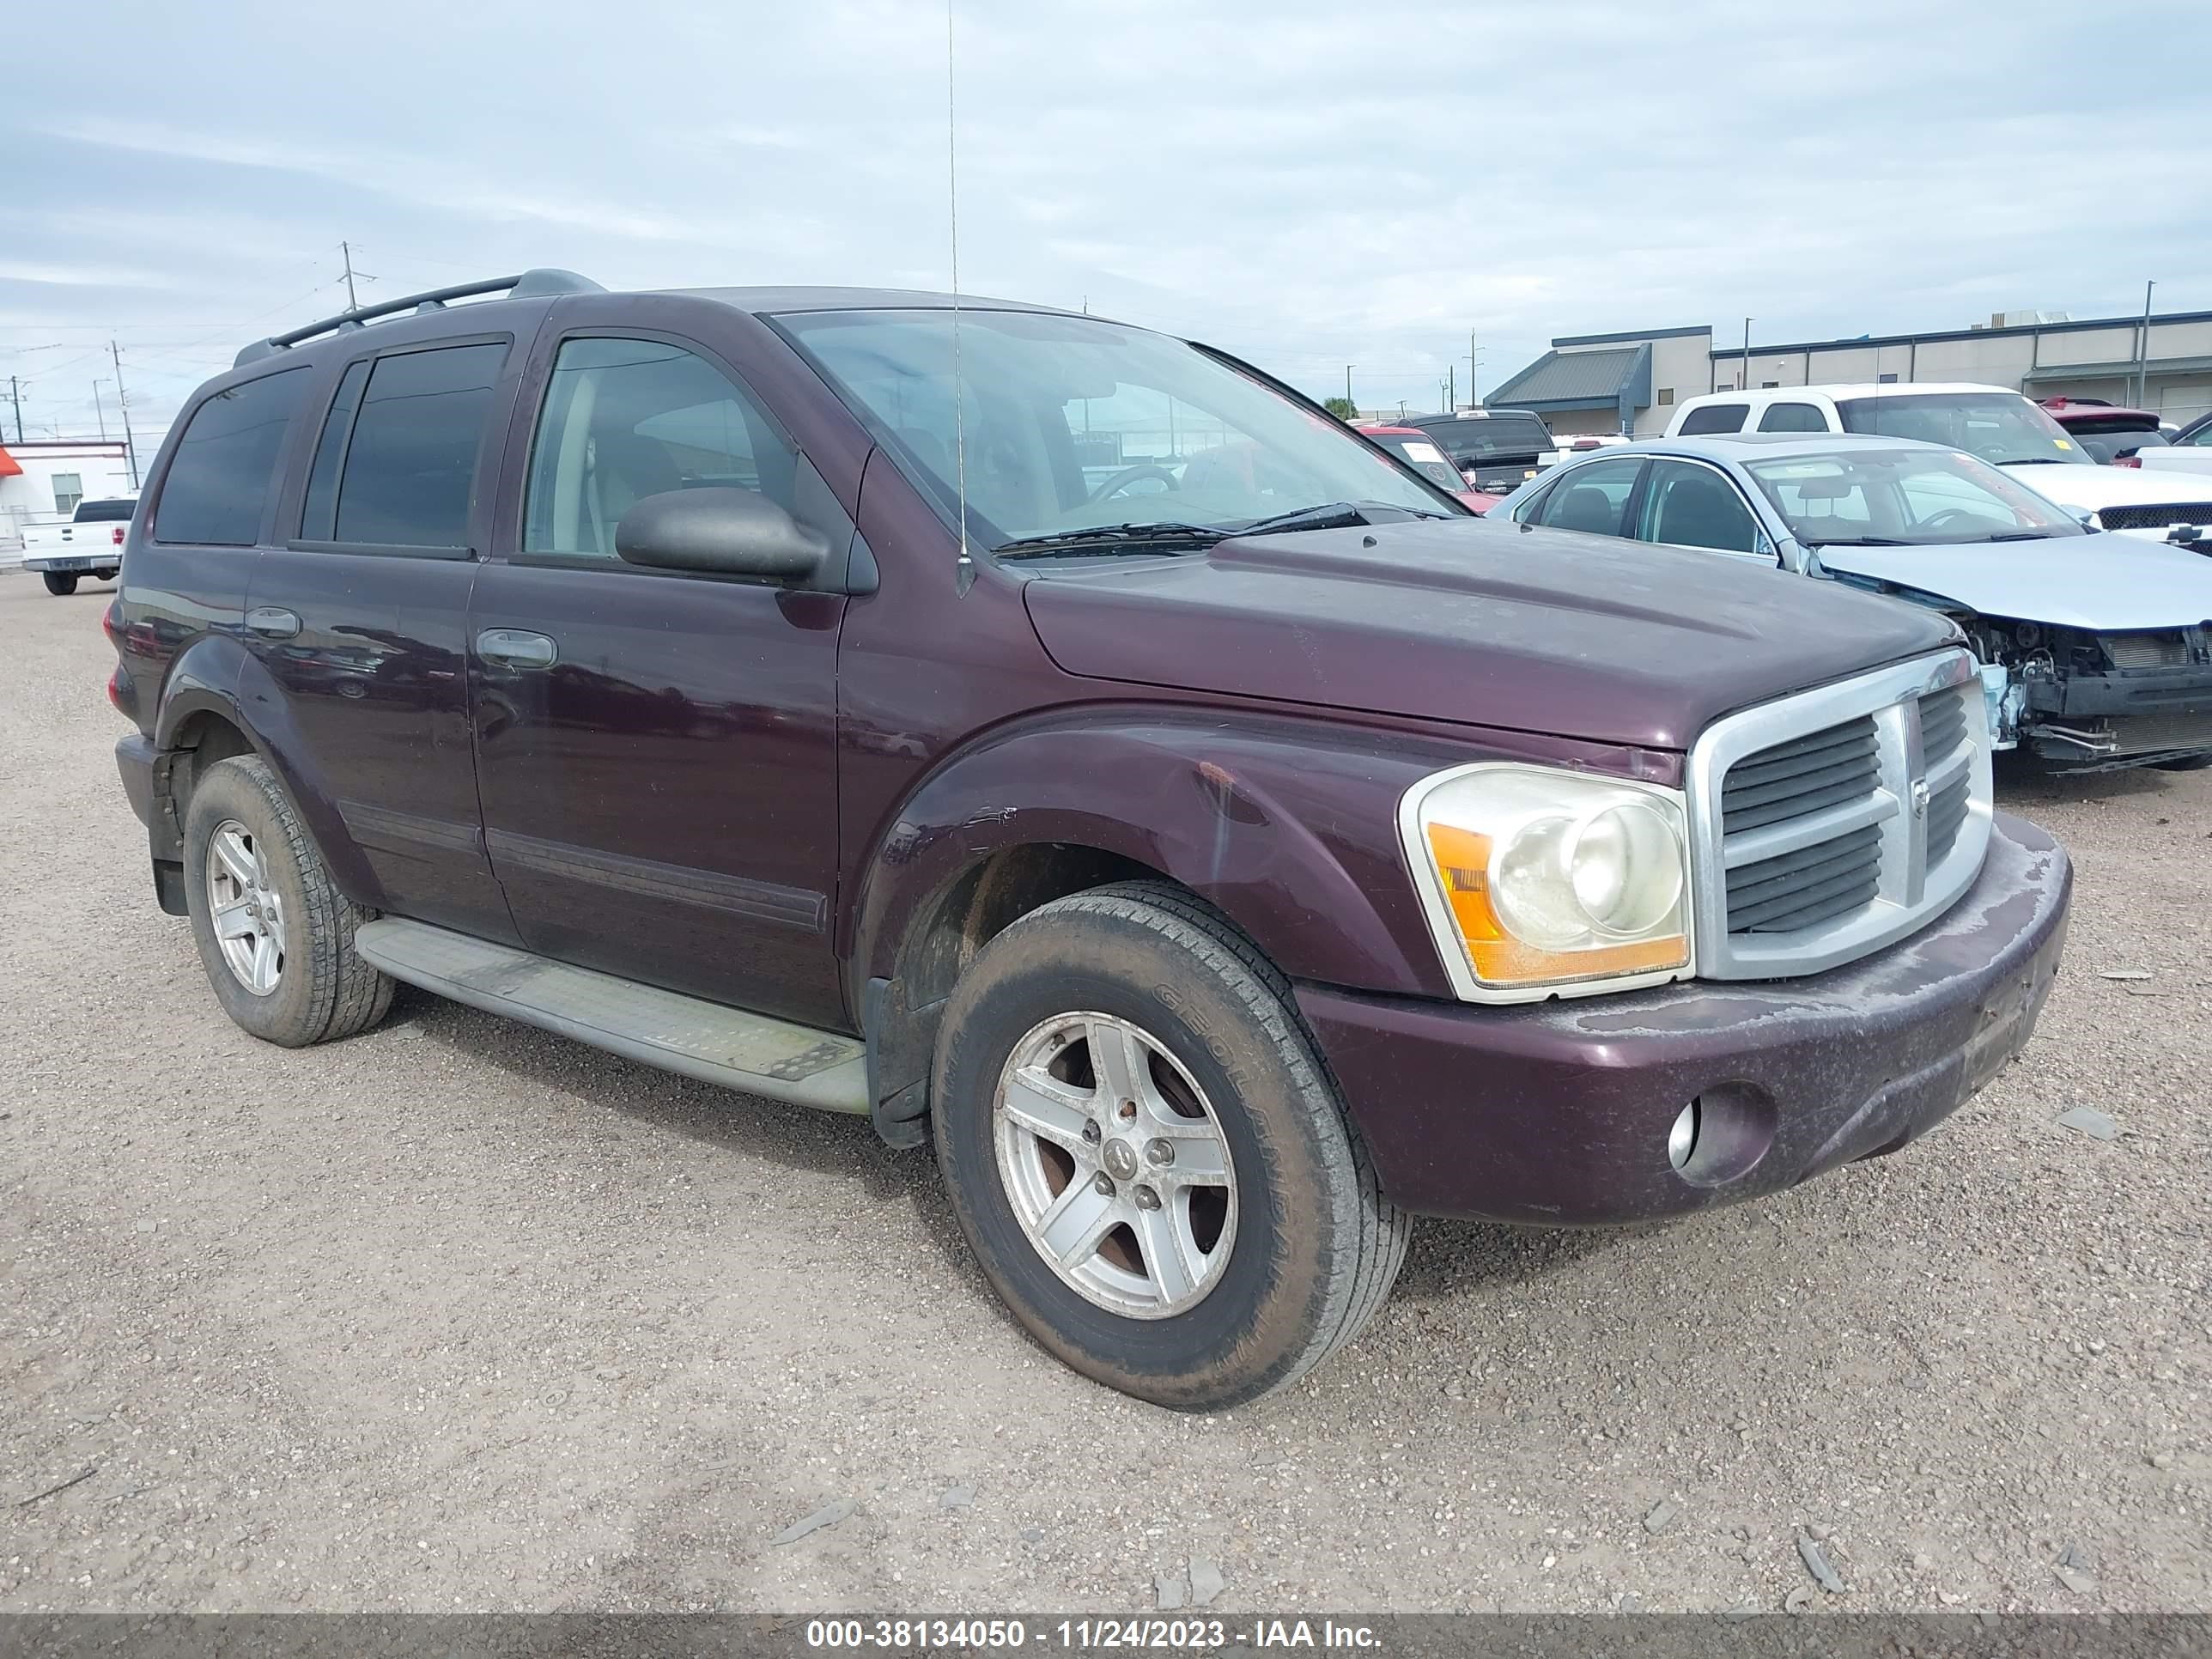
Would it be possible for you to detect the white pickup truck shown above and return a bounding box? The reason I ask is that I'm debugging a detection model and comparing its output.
[21,496,135,595]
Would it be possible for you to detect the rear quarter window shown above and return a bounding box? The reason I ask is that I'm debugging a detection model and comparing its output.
[72,498,137,523]
[153,368,312,546]
[1678,403,1749,435]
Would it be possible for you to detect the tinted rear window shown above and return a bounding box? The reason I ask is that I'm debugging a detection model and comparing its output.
[72,498,137,522]
[1678,403,1749,435]
[1757,403,1828,433]
[154,369,311,545]
[329,343,507,548]
[1419,416,1553,459]
[2075,429,2169,464]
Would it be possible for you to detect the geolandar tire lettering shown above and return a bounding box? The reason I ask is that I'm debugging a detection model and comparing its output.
[932,879,1409,1410]
[181,754,393,1048]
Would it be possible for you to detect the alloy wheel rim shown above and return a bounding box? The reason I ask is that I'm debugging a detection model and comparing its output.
[206,819,286,997]
[993,1011,1238,1320]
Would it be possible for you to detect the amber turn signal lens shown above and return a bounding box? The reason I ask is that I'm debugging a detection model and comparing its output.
[1424,822,1686,987]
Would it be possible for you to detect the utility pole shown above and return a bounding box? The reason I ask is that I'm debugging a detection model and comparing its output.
[7,375,20,443]
[342,240,361,312]
[1470,329,1479,404]
[2135,280,2156,408]
[1345,365,1354,410]
[1741,317,1753,390]
[1447,362,1455,411]
[93,379,110,441]
[109,341,141,489]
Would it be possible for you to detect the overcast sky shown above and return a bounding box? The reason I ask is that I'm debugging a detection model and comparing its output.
[5,0,2208,445]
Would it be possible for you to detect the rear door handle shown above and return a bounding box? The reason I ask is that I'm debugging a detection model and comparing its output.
[246,607,301,640]
[476,628,559,670]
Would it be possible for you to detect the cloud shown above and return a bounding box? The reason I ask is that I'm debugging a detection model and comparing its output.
[2,0,2207,439]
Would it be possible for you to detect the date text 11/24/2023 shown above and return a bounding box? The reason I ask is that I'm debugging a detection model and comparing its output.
[804,1618,1382,1650]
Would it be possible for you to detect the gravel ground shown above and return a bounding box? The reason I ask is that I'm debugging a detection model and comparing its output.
[3,571,2208,1616]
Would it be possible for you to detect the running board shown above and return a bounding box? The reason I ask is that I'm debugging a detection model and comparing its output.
[355,919,868,1115]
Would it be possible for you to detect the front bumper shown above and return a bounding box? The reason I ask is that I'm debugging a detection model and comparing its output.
[1298,811,2071,1224]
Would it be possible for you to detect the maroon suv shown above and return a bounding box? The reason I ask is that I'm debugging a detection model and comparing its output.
[106,270,2071,1409]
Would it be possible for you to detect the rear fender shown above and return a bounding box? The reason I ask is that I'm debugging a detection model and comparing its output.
[152,634,382,907]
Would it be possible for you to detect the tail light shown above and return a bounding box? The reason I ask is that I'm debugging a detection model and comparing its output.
[107,663,131,714]
[112,525,126,545]
[2114,454,2141,468]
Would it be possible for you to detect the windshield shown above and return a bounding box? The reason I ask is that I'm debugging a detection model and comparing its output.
[776,308,1456,548]
[1364,431,1467,491]
[1415,415,1553,460]
[1744,447,2087,546]
[1835,392,2091,466]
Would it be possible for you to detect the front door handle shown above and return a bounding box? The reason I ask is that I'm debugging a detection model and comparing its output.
[477,628,559,670]
[246,606,301,640]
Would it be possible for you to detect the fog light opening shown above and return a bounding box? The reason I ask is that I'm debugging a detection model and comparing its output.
[1668,1083,1778,1188]
[1667,1100,1700,1171]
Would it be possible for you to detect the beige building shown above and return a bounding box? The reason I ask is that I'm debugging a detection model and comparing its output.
[1490,307,2212,440]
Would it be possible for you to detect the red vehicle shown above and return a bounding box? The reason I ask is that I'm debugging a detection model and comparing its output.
[2038,398,2171,467]
[1356,423,1502,511]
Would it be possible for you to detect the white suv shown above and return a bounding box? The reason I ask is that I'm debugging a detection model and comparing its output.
[1664,383,2212,549]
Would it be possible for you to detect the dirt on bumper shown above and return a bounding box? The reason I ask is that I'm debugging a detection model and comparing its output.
[1297,811,2072,1224]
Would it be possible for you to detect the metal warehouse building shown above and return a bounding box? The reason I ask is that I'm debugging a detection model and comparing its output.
[1489,307,2212,440]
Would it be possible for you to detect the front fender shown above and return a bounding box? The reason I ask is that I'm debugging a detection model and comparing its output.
[852,705,1515,1004]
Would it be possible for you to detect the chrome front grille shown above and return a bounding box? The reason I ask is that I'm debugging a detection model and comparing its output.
[1688,652,1991,980]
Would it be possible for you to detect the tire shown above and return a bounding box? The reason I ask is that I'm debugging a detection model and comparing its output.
[933,880,1408,1410]
[41,572,77,596]
[2153,753,2212,773]
[94,568,118,582]
[182,754,392,1047]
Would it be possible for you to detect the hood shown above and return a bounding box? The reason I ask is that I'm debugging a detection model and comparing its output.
[1019,519,1956,752]
[1998,460,2212,512]
[1814,534,2212,632]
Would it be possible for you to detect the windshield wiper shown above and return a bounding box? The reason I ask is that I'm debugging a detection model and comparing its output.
[1805,535,1915,547]
[992,522,1226,558]
[1237,500,1452,537]
[1983,530,2061,542]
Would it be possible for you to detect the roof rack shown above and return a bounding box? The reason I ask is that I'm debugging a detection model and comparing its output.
[233,268,605,368]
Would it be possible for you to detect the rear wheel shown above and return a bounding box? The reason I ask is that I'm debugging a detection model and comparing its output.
[41,572,77,596]
[933,881,1408,1410]
[2153,753,2212,773]
[93,568,118,582]
[182,754,392,1046]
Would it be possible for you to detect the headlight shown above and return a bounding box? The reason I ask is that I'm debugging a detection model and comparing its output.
[1399,763,1693,1002]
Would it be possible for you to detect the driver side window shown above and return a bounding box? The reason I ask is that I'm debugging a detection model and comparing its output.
[524,337,795,558]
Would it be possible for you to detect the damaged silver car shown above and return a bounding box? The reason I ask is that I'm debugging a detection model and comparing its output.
[1492,433,2212,772]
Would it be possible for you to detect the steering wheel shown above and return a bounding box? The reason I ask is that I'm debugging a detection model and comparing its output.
[1920,507,1997,535]
[1087,465,1179,504]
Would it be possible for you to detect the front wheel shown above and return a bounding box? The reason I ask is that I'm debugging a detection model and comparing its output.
[933,881,1408,1410]
[41,572,77,596]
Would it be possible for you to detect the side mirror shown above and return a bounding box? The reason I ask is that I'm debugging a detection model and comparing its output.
[614,488,830,583]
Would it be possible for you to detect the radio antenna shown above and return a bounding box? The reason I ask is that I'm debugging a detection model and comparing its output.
[946,0,973,593]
